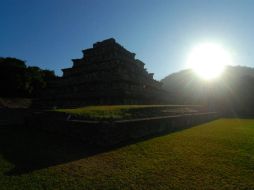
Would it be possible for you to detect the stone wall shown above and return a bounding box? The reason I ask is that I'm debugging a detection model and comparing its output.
[27,112,219,146]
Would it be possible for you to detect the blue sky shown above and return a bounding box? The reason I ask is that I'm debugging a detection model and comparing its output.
[1,0,254,79]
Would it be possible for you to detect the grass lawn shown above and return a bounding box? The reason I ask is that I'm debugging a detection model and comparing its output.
[0,119,254,189]
[56,105,201,120]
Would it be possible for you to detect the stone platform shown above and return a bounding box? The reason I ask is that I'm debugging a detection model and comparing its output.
[27,111,219,146]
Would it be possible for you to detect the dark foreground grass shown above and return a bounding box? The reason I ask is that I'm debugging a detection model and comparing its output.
[0,119,254,189]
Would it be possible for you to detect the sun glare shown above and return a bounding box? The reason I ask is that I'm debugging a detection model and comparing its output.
[187,43,232,80]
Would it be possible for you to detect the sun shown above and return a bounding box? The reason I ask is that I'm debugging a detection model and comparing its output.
[187,42,232,80]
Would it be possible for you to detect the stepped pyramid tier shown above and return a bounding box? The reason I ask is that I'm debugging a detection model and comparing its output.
[39,38,168,107]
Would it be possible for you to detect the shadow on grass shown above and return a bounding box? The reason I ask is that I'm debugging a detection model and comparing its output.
[0,125,109,176]
[0,124,181,176]
[0,107,218,176]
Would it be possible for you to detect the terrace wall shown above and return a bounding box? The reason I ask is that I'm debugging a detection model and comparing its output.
[27,112,219,146]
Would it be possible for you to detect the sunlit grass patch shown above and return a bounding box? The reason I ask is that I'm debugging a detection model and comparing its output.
[55,105,201,120]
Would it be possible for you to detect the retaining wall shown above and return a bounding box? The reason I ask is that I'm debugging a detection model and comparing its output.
[28,112,219,146]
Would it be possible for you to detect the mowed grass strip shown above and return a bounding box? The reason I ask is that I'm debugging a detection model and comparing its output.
[0,119,254,189]
[56,105,200,120]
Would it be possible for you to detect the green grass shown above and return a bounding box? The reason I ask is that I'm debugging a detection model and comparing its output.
[56,105,201,120]
[1,119,254,189]
[56,105,136,120]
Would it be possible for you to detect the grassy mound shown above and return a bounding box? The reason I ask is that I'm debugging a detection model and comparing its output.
[0,119,254,189]
[56,105,201,120]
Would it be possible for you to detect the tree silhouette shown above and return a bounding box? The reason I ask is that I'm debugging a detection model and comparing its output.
[0,57,57,98]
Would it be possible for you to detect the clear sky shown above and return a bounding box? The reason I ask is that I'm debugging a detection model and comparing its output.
[1,0,254,80]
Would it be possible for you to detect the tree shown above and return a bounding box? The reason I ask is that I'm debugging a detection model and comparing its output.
[0,57,57,98]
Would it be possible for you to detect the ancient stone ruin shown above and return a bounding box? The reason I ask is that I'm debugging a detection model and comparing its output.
[39,38,168,107]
